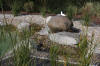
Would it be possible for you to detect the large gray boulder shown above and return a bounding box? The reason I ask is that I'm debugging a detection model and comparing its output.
[47,16,73,32]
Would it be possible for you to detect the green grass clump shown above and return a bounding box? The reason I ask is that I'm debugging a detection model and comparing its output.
[50,45,59,66]
[13,43,30,66]
[77,32,96,66]
[82,13,91,26]
[66,5,77,20]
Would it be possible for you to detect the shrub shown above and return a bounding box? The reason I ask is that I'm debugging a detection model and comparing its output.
[94,2,100,17]
[11,1,21,16]
[81,2,95,17]
[79,2,96,26]
[24,1,34,13]
[40,7,46,17]
[82,13,91,26]
[66,5,77,20]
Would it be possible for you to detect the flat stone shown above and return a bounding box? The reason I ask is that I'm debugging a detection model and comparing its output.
[49,32,80,45]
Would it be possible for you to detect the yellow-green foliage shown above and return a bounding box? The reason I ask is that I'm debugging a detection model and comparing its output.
[24,1,34,12]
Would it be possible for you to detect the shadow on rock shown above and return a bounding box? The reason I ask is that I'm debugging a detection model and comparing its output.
[69,27,81,33]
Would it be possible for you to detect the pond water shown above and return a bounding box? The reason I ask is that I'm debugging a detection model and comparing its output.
[0,25,18,56]
[0,23,99,66]
[0,24,39,57]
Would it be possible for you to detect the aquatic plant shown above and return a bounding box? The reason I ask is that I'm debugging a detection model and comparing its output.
[50,45,59,66]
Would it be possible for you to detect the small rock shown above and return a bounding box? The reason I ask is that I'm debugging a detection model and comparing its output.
[17,22,30,32]
[38,25,50,35]
[0,22,6,26]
